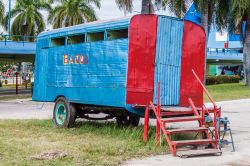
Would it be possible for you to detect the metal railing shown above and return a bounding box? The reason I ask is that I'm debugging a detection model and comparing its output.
[0,34,37,46]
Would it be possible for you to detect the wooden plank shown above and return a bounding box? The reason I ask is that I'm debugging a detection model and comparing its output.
[167,127,207,134]
[177,149,222,158]
[161,116,201,123]
[161,107,192,112]
[173,139,216,146]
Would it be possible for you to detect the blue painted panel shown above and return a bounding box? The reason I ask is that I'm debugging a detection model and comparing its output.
[33,48,48,101]
[0,41,36,55]
[33,39,129,107]
[229,33,240,41]
[154,16,184,105]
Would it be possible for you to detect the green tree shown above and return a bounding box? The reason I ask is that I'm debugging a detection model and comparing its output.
[231,0,250,85]
[48,0,101,29]
[3,0,51,40]
[215,0,250,85]
[115,0,187,17]
[207,0,250,85]
[193,0,217,40]
[0,0,4,24]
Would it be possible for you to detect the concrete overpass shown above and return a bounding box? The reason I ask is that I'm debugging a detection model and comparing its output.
[0,40,36,62]
[207,26,243,65]
[0,30,244,64]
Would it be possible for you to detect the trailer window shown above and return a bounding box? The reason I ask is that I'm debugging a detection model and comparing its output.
[87,32,104,42]
[68,34,85,45]
[51,37,66,46]
[107,29,128,40]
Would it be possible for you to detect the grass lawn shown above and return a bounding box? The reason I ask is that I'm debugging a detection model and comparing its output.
[205,83,250,102]
[1,84,32,89]
[0,83,249,165]
[0,120,167,166]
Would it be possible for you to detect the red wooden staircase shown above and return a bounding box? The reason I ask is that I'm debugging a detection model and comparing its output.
[143,70,222,158]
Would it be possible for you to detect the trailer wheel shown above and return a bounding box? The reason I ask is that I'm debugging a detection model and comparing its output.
[116,113,140,127]
[53,97,76,128]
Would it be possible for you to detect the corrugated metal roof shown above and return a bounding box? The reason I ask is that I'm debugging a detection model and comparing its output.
[39,16,132,38]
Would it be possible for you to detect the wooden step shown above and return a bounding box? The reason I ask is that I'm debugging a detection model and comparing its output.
[161,107,194,117]
[161,116,201,123]
[161,111,194,117]
[167,127,207,134]
[173,139,216,146]
[176,149,222,158]
[161,107,193,112]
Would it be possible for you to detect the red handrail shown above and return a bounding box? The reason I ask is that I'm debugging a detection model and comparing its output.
[149,102,175,153]
[192,69,219,148]
[192,70,218,108]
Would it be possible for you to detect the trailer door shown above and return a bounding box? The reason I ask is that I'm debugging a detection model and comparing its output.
[33,48,48,101]
[126,15,158,105]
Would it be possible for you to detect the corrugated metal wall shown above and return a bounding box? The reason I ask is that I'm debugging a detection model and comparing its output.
[180,21,206,107]
[33,18,131,107]
[126,15,158,105]
[153,16,184,105]
[33,48,48,101]
[45,39,129,107]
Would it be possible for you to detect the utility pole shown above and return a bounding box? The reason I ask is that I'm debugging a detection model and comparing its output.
[8,0,11,40]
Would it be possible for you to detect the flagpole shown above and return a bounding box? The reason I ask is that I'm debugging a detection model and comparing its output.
[8,0,11,40]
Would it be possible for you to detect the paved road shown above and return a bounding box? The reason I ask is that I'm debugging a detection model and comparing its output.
[0,98,53,119]
[0,88,31,96]
[124,99,250,166]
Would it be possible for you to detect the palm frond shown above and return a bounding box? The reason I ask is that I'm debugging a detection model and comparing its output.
[115,0,133,14]
[0,0,5,24]
[49,0,100,28]
[7,0,51,39]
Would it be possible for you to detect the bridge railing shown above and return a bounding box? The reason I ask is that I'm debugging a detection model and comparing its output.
[0,35,37,46]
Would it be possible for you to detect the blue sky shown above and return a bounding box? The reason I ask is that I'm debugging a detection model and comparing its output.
[2,0,171,31]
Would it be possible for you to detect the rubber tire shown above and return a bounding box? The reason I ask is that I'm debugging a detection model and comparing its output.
[116,113,140,127]
[53,97,76,128]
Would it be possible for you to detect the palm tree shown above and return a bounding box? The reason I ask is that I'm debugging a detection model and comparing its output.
[231,0,250,85]
[193,0,216,40]
[3,0,51,41]
[215,0,250,85]
[197,0,250,85]
[115,0,187,17]
[48,0,101,29]
[0,0,4,25]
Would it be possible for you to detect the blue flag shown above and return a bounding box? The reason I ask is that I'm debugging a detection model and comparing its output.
[184,3,202,26]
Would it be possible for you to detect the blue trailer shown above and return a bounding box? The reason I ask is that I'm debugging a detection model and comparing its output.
[33,14,206,128]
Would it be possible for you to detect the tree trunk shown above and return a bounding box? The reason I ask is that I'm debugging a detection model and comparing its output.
[201,7,209,41]
[201,6,209,83]
[141,0,154,14]
[243,21,250,86]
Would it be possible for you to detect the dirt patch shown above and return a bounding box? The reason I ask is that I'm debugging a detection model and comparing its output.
[30,151,67,160]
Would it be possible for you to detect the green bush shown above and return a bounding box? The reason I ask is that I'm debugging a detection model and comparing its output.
[0,81,2,87]
[206,75,240,85]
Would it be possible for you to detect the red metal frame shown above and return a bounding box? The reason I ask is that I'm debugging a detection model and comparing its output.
[143,79,220,156]
[16,72,19,95]
[192,69,221,148]
[156,82,161,145]
[149,101,175,154]
[143,106,150,143]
